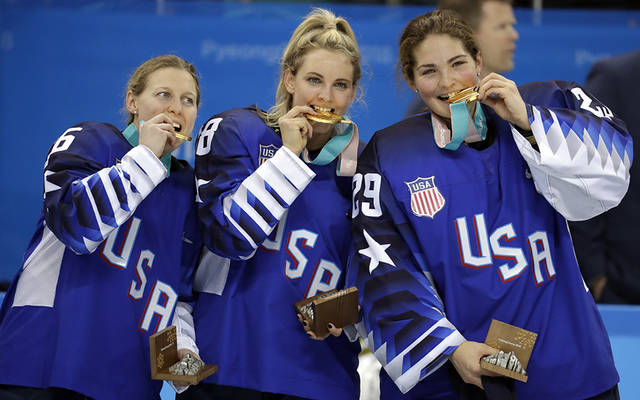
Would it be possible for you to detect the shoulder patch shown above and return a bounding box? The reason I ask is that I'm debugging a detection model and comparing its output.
[259,143,279,165]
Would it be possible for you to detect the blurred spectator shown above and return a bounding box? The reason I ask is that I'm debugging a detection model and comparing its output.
[569,49,640,304]
[405,0,518,116]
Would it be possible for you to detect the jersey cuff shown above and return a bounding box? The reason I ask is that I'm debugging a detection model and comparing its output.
[175,336,199,355]
[172,302,199,355]
[448,329,466,349]
[271,147,315,191]
[130,145,168,185]
[343,323,360,342]
[510,123,540,158]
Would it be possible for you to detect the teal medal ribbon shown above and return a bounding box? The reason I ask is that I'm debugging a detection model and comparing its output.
[123,122,172,174]
[467,103,487,142]
[432,102,487,150]
[305,124,352,165]
[302,120,358,176]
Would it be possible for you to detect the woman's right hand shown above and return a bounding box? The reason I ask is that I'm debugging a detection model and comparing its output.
[138,113,177,159]
[277,105,315,156]
[449,340,500,389]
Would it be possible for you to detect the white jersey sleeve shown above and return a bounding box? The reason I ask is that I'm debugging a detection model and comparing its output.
[513,81,632,221]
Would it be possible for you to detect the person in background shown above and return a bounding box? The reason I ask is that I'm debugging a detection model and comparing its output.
[173,8,363,400]
[0,54,202,400]
[569,49,640,304]
[405,0,518,117]
[349,9,629,399]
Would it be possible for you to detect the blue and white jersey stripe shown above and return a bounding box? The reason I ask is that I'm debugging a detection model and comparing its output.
[196,111,314,259]
[514,81,633,221]
[44,124,167,254]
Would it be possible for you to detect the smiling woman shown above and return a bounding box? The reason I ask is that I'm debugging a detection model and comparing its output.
[348,9,631,400]
[408,33,481,123]
[169,8,366,400]
[0,54,203,400]
[281,47,356,152]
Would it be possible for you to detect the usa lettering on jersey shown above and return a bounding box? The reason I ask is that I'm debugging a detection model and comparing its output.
[101,217,177,333]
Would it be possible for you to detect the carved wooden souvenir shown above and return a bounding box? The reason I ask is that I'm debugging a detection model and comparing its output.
[294,287,359,337]
[480,319,538,383]
[149,326,218,384]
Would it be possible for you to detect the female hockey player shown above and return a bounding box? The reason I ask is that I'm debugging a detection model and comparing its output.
[348,10,629,400]
[172,8,363,400]
[0,55,202,400]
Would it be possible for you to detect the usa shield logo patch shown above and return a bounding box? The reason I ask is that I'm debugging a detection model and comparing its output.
[259,144,279,165]
[405,176,445,218]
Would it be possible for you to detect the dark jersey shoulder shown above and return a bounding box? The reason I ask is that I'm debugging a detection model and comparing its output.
[518,80,579,108]
[69,121,124,142]
[209,105,262,122]
[201,105,278,149]
[371,113,433,151]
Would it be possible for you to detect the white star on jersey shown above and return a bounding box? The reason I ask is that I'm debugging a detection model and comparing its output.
[359,229,395,274]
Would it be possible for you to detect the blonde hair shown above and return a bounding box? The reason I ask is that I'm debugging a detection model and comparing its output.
[260,8,361,127]
[125,55,200,124]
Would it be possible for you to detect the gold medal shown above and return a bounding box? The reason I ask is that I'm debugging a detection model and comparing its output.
[445,86,479,104]
[172,122,192,141]
[174,132,192,141]
[305,112,352,125]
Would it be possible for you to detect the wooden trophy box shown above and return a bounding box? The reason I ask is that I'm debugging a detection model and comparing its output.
[480,319,538,382]
[294,287,359,337]
[149,326,218,385]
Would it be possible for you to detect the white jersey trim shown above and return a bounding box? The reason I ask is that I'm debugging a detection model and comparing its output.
[373,318,465,394]
[193,248,231,295]
[221,146,316,251]
[13,224,65,307]
[512,106,630,221]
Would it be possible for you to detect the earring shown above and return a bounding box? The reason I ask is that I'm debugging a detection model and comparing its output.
[133,110,137,114]
[415,89,419,93]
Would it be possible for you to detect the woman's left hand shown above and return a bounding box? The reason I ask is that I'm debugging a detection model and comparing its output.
[478,73,531,131]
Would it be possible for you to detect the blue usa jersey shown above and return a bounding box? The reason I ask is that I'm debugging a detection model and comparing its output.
[0,122,201,400]
[349,81,631,398]
[184,106,360,399]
